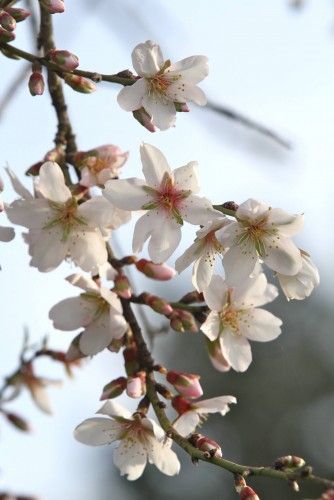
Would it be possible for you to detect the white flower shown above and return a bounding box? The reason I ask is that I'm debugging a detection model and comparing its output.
[173,395,236,437]
[0,174,15,243]
[201,273,282,372]
[104,143,220,263]
[277,250,319,300]
[117,40,208,130]
[49,273,128,355]
[175,217,229,291]
[220,199,303,285]
[6,162,130,272]
[74,401,180,480]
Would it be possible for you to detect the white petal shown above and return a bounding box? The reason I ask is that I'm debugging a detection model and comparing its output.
[69,230,108,272]
[30,385,53,414]
[117,78,148,111]
[49,297,97,331]
[113,439,147,480]
[66,273,99,293]
[167,56,209,83]
[223,245,258,286]
[78,196,129,230]
[278,254,319,300]
[267,209,304,236]
[180,195,220,225]
[173,161,200,192]
[97,401,132,419]
[236,199,269,221]
[148,217,182,263]
[148,438,180,476]
[233,273,278,308]
[201,311,221,341]
[132,211,158,254]
[221,331,252,372]
[140,143,171,187]
[132,40,164,77]
[142,94,176,131]
[0,226,14,242]
[37,162,71,203]
[109,311,128,339]
[173,411,200,437]
[6,199,51,229]
[79,314,113,355]
[28,228,68,272]
[74,417,123,446]
[264,236,302,275]
[175,240,201,273]
[196,396,237,415]
[103,178,148,211]
[203,275,228,311]
[193,252,215,292]
[240,308,282,342]
[5,167,33,199]
[167,83,206,105]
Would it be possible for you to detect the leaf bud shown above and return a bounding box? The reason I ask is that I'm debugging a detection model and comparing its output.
[40,0,65,14]
[5,7,31,22]
[0,10,16,31]
[64,74,96,94]
[274,455,306,470]
[100,377,127,400]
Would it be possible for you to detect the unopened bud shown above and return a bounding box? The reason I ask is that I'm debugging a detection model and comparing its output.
[135,259,176,280]
[133,107,156,132]
[48,49,79,71]
[172,395,192,415]
[206,338,231,372]
[0,26,15,42]
[170,310,198,333]
[167,371,203,399]
[123,345,140,376]
[126,372,146,399]
[100,376,127,400]
[240,486,260,500]
[28,72,44,96]
[0,10,16,31]
[189,433,222,458]
[40,0,65,14]
[274,455,306,470]
[322,489,334,500]
[5,412,30,432]
[145,294,173,315]
[5,7,31,22]
[64,74,96,94]
[113,274,132,299]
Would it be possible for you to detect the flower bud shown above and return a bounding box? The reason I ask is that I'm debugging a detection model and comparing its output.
[206,338,231,372]
[5,7,31,22]
[172,395,192,415]
[145,294,173,315]
[126,372,146,398]
[100,376,127,400]
[48,49,79,71]
[239,486,260,500]
[322,489,334,500]
[170,310,198,333]
[135,259,176,281]
[0,26,15,42]
[189,433,222,458]
[274,455,306,470]
[0,10,16,31]
[113,274,132,299]
[64,74,96,94]
[28,71,45,96]
[132,107,156,132]
[40,0,65,14]
[5,412,30,432]
[167,371,203,399]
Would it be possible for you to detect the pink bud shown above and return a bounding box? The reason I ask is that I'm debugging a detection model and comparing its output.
[240,486,260,500]
[167,371,203,399]
[100,376,127,400]
[322,490,334,500]
[126,372,146,399]
[136,259,176,281]
[0,10,16,31]
[40,0,65,14]
[132,107,156,132]
[64,74,96,94]
[28,72,45,96]
[190,433,222,458]
[5,7,31,22]
[48,49,79,71]
[0,26,15,42]
[145,294,173,315]
[113,274,132,299]
[172,395,192,415]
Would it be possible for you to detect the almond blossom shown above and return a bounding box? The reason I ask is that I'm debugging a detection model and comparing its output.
[104,143,220,263]
[201,273,282,372]
[175,216,229,291]
[6,162,130,272]
[117,40,208,130]
[74,145,129,188]
[74,401,180,480]
[0,175,15,243]
[277,250,319,300]
[49,273,128,356]
[172,395,236,437]
[220,199,303,285]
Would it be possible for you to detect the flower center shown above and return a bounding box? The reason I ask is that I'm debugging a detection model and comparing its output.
[80,292,109,320]
[235,216,278,258]
[43,197,87,242]
[84,156,110,174]
[220,308,241,335]
[147,59,181,98]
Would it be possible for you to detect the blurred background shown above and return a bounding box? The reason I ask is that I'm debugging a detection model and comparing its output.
[1,0,334,498]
